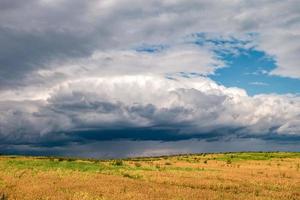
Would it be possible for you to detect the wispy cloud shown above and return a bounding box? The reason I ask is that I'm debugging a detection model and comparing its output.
[249,81,269,86]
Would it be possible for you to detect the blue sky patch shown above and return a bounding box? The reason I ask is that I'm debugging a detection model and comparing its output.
[209,49,300,96]
[135,44,167,53]
[189,33,300,95]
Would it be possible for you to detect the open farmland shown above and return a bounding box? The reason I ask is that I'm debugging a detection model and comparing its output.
[0,152,299,200]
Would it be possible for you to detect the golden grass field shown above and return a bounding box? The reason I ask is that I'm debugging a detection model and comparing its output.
[0,152,299,200]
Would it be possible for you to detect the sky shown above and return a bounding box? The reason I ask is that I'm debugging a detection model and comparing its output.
[0,0,300,158]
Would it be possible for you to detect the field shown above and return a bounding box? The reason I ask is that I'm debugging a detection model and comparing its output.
[0,152,299,200]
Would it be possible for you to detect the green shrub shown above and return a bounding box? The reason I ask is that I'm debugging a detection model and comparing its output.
[226,159,232,164]
[113,160,124,166]
[134,162,142,167]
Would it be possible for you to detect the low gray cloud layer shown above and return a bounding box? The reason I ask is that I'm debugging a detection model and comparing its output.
[1,139,300,159]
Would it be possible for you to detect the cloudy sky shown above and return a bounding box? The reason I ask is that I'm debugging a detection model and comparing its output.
[1,0,300,157]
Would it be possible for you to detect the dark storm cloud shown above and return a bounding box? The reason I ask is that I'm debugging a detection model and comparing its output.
[0,27,97,88]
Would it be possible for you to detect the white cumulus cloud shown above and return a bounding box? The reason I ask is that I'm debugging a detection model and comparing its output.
[0,75,299,145]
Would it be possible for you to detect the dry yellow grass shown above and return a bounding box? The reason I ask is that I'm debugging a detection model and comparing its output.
[0,152,299,200]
